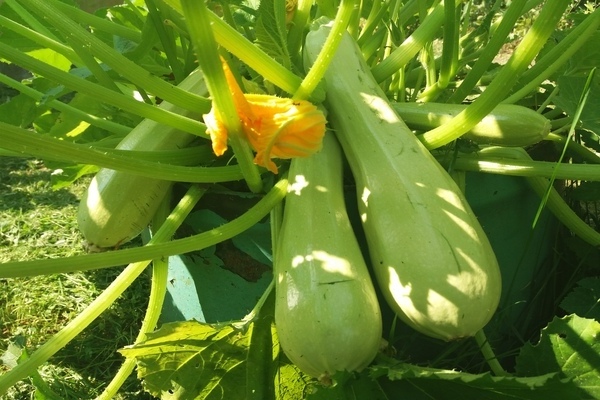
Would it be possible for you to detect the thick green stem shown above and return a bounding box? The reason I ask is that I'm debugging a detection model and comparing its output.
[47,0,142,42]
[146,0,186,83]
[97,188,203,399]
[4,0,57,40]
[0,14,83,66]
[159,1,323,100]
[444,146,600,247]
[287,0,313,62]
[436,0,458,90]
[0,178,288,278]
[503,7,600,104]
[0,43,207,133]
[209,13,324,100]
[0,73,131,136]
[448,0,527,103]
[293,0,358,101]
[58,21,121,92]
[474,330,510,377]
[0,122,243,183]
[181,0,263,193]
[0,184,205,396]
[439,150,600,181]
[420,0,569,149]
[18,0,207,111]
[371,2,444,83]
[245,282,276,400]
[546,133,600,165]
[356,0,388,48]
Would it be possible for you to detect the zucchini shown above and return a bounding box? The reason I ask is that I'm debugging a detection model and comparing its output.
[274,132,382,380]
[392,102,551,147]
[77,69,207,251]
[304,21,501,341]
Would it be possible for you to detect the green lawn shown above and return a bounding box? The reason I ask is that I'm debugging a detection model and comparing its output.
[0,157,152,399]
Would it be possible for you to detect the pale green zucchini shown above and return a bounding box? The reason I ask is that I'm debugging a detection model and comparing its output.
[274,132,382,380]
[77,69,207,251]
[392,102,551,147]
[304,20,501,341]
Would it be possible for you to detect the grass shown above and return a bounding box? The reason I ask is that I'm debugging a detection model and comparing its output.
[0,157,152,399]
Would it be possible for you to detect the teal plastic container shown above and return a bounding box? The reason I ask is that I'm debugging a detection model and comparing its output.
[159,209,273,325]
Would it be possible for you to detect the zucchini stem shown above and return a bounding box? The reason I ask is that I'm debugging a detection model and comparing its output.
[0,179,289,278]
[474,330,510,377]
[293,0,358,101]
[16,0,207,111]
[0,184,205,395]
[448,0,527,103]
[420,0,570,149]
[0,122,244,183]
[503,7,600,104]
[181,0,264,193]
[97,188,201,399]
[0,43,208,133]
[371,3,444,83]
[444,146,600,247]
[0,73,131,136]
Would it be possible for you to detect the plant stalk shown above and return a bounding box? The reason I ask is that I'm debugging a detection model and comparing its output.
[0,179,288,278]
[0,184,205,396]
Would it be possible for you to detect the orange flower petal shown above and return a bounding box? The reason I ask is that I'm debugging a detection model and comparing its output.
[203,108,228,156]
[244,95,326,173]
[203,59,327,174]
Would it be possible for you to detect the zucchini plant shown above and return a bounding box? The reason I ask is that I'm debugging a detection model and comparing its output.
[1,0,599,399]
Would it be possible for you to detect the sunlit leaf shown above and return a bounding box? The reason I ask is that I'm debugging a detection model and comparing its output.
[27,49,72,72]
[370,362,580,400]
[516,314,600,399]
[120,321,249,400]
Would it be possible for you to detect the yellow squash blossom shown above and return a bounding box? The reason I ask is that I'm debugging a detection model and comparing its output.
[203,58,327,173]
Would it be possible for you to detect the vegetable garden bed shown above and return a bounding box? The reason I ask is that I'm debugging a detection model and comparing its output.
[1,0,600,399]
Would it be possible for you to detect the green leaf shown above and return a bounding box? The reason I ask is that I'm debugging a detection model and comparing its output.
[120,317,307,399]
[578,128,600,154]
[370,362,580,400]
[553,73,600,136]
[562,31,600,76]
[276,361,311,400]
[120,321,250,399]
[0,92,38,127]
[516,314,600,399]
[254,0,291,70]
[27,48,72,72]
[567,181,600,202]
[305,370,389,400]
[561,278,600,321]
[47,162,99,189]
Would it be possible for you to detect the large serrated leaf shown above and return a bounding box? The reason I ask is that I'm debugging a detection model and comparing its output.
[254,0,291,69]
[516,314,600,399]
[553,74,600,137]
[120,321,249,399]
[561,277,600,321]
[304,370,390,400]
[369,362,581,400]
